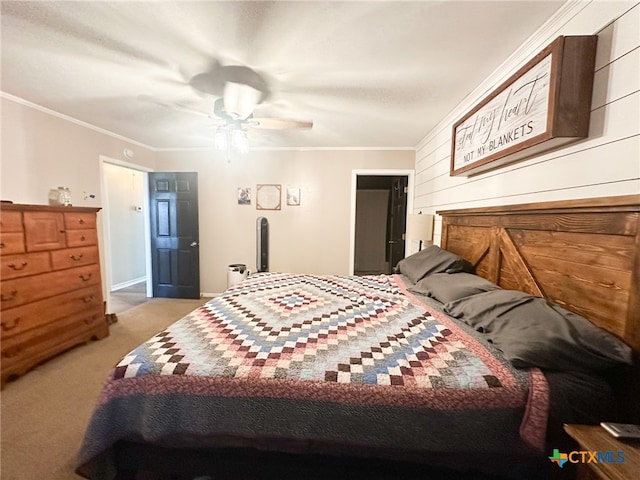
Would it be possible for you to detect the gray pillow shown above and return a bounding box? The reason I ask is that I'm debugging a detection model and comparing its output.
[395,245,474,283]
[410,272,500,304]
[443,290,633,372]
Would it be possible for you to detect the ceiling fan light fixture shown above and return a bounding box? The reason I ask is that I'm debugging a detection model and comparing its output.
[231,128,250,154]
[223,81,262,120]
[214,126,249,154]
[214,128,228,150]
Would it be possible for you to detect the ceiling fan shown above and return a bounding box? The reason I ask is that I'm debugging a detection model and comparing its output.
[188,63,313,147]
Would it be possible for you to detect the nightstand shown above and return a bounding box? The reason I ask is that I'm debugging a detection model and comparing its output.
[563,424,640,480]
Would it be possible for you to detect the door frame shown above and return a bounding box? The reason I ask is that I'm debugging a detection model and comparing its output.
[349,169,414,275]
[99,155,154,309]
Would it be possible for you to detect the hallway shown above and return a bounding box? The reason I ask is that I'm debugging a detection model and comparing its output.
[108,282,149,314]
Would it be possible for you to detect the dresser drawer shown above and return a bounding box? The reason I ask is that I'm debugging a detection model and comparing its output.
[1,264,100,310]
[1,307,106,373]
[1,252,51,280]
[0,232,25,255]
[1,285,102,339]
[24,211,66,251]
[0,210,23,232]
[65,229,98,247]
[64,212,97,230]
[51,246,99,270]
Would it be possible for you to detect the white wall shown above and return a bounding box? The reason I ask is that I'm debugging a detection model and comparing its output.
[0,96,156,206]
[154,149,414,294]
[413,0,640,245]
[102,162,147,289]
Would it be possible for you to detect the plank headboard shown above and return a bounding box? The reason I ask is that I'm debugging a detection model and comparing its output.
[437,194,640,351]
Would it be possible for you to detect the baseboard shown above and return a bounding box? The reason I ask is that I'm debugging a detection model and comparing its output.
[111,277,146,292]
[200,292,220,298]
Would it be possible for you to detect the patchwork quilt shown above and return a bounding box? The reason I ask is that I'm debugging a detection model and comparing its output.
[76,273,549,479]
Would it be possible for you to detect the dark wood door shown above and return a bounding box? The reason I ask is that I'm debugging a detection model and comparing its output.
[149,172,200,299]
[387,176,407,272]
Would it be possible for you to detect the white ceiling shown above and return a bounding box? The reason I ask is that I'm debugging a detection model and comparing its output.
[1,1,566,150]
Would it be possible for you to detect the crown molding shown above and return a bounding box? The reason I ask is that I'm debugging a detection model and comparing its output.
[1,91,156,150]
[2,91,415,153]
[153,146,416,152]
[415,0,590,151]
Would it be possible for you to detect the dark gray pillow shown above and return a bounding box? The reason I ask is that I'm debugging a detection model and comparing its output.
[395,245,474,283]
[443,290,633,372]
[410,272,500,304]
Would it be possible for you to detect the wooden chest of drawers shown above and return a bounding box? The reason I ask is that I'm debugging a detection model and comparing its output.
[0,203,109,386]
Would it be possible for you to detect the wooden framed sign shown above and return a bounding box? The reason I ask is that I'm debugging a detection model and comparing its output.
[450,35,597,177]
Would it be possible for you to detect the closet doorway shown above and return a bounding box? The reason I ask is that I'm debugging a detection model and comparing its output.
[350,170,413,275]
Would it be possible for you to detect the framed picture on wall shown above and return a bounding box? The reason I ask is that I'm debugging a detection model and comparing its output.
[450,35,597,177]
[237,187,251,205]
[256,184,281,210]
[286,187,301,206]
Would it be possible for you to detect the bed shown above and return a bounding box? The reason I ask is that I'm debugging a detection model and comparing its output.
[76,194,639,480]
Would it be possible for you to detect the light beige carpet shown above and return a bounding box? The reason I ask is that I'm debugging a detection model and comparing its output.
[0,297,209,480]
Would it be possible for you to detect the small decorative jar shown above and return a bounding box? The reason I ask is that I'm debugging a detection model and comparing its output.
[48,188,61,206]
[59,187,72,206]
[48,187,72,206]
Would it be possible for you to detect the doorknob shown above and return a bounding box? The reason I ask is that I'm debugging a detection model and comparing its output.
[190,242,199,247]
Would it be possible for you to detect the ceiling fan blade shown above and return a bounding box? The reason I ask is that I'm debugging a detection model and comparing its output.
[250,117,313,130]
[190,72,225,96]
[189,64,270,102]
[138,95,212,118]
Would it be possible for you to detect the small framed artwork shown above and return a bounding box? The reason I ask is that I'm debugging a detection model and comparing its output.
[286,187,301,206]
[237,187,251,205]
[256,184,281,210]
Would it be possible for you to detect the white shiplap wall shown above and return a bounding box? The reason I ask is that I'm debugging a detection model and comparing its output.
[414,0,640,246]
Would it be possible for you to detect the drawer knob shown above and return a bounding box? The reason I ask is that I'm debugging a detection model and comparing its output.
[82,295,95,303]
[84,315,98,325]
[80,236,86,241]
[78,218,85,224]
[8,261,27,271]
[1,289,17,301]
[0,242,5,249]
[79,273,93,282]
[1,317,20,331]
[70,253,84,261]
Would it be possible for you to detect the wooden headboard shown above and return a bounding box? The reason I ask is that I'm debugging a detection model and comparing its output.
[437,194,640,351]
